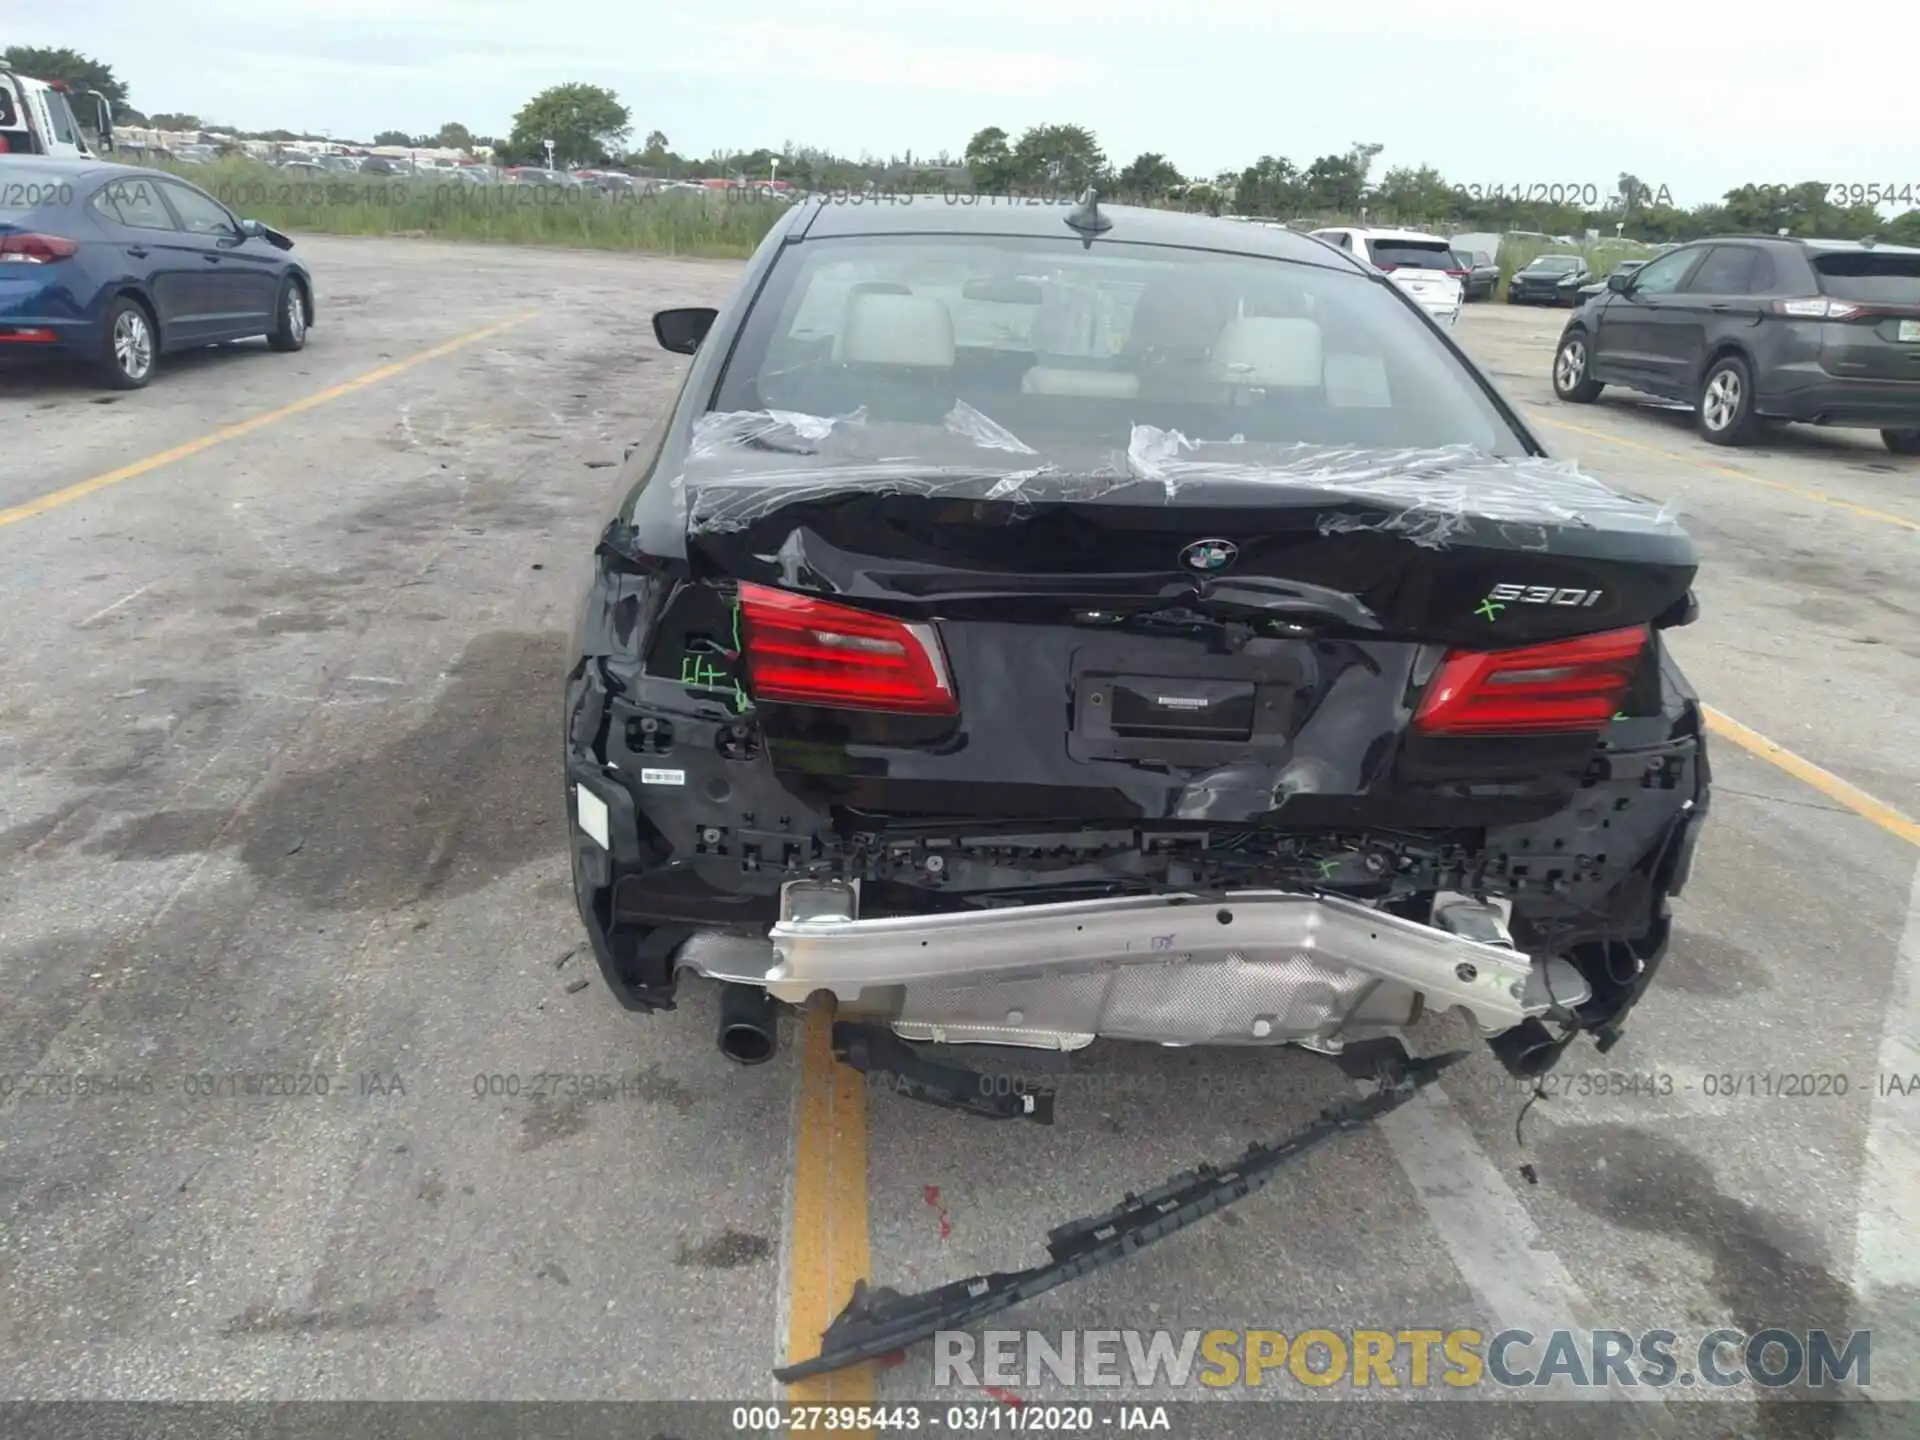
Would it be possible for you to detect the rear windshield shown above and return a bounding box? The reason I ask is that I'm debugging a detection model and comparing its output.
[0,160,79,215]
[1812,253,1920,304]
[0,82,18,129]
[1370,240,1457,269]
[713,233,1528,456]
[1523,256,1582,274]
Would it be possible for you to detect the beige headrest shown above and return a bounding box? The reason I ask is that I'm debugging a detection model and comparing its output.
[1208,316,1324,388]
[839,292,956,367]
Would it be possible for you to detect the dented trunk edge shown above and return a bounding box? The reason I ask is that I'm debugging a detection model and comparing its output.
[670,407,1688,553]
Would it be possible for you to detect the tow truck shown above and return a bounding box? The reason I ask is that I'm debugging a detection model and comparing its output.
[0,60,115,158]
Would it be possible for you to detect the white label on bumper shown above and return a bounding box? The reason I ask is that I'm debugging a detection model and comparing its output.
[640,768,686,786]
[575,784,611,849]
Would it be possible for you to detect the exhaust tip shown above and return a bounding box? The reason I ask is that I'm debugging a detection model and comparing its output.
[719,1022,777,1066]
[716,981,781,1066]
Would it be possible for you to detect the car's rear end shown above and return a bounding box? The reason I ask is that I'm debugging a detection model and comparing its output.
[0,160,112,365]
[565,210,1709,1081]
[1754,244,1920,442]
[1367,236,1465,327]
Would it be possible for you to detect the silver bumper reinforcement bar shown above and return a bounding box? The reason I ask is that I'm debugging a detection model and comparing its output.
[757,881,1552,1034]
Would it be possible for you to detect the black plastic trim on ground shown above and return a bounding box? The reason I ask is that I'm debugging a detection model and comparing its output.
[773,1048,1467,1383]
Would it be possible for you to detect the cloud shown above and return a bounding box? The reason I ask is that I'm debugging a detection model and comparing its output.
[671,22,1103,92]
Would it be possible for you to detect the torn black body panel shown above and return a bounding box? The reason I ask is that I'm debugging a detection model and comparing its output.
[561,551,1708,1056]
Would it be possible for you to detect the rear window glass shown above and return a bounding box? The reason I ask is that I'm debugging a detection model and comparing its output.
[1813,253,1920,303]
[0,161,79,215]
[1369,241,1456,268]
[714,233,1529,456]
[0,84,18,128]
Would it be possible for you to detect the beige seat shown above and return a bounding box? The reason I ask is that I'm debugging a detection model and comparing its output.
[1207,316,1325,390]
[838,292,956,368]
[834,292,958,421]
[1020,367,1141,399]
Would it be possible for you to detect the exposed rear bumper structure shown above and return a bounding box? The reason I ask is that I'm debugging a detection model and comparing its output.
[682,881,1585,1050]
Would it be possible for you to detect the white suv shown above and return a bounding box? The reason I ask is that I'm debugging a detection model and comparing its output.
[1308,227,1466,327]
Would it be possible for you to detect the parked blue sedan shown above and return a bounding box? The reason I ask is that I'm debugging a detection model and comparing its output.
[0,155,313,389]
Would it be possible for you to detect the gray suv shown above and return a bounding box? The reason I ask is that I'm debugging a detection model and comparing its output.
[1550,235,1920,452]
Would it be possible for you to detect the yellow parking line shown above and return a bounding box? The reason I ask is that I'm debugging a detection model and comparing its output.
[787,1006,875,1408]
[1526,408,1920,533]
[1704,706,1920,847]
[0,311,537,530]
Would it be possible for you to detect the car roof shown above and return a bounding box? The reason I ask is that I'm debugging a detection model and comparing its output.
[0,154,192,187]
[1671,234,1920,256]
[1332,227,1452,243]
[801,198,1365,270]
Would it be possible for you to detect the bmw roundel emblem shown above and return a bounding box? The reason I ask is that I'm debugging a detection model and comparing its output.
[1180,539,1238,573]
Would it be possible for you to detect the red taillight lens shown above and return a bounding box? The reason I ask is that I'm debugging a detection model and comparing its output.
[1445,268,1470,279]
[0,233,80,264]
[1375,262,1398,272]
[1771,296,1869,320]
[1413,627,1647,735]
[736,582,956,715]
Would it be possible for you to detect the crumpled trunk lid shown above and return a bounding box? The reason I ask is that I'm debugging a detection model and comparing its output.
[678,409,1697,650]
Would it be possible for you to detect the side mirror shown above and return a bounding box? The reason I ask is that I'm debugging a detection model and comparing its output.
[653,306,718,354]
[87,91,115,152]
[1607,270,1634,294]
[240,218,296,251]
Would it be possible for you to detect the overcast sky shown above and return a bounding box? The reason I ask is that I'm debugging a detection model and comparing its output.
[14,3,1919,209]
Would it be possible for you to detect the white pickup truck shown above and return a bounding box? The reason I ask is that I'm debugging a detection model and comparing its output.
[0,62,115,159]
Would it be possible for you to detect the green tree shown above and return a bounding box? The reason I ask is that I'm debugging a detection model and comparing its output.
[147,112,204,131]
[1235,155,1301,217]
[1369,164,1452,226]
[644,129,669,153]
[434,122,474,151]
[1010,123,1106,190]
[372,129,413,147]
[963,126,1017,192]
[1114,152,1183,202]
[506,82,631,167]
[1300,150,1369,214]
[1,46,129,108]
[1885,209,1920,246]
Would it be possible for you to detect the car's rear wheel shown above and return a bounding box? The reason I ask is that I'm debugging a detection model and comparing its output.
[1552,332,1604,402]
[267,278,308,352]
[96,297,156,390]
[1696,355,1760,445]
[1883,428,1920,456]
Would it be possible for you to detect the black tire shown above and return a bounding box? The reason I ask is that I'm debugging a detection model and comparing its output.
[1552,331,1604,403]
[1883,428,1920,456]
[1696,354,1760,446]
[267,277,309,352]
[95,295,157,390]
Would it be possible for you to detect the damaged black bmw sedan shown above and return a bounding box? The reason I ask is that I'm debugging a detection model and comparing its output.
[564,193,1710,1105]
